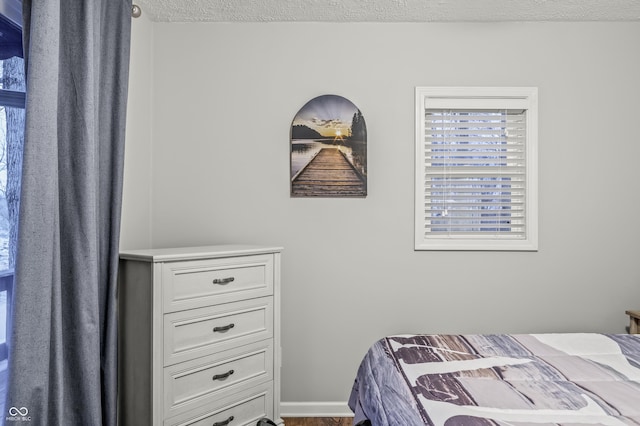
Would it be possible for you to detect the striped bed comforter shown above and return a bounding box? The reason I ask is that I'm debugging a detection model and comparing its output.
[348,334,640,425]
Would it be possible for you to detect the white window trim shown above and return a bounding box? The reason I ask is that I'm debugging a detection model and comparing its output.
[414,87,538,251]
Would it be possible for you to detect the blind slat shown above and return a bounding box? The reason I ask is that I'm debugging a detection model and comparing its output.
[422,108,527,239]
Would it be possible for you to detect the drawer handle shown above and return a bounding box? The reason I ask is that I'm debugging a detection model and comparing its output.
[212,369,234,381]
[213,323,235,333]
[212,416,234,426]
[212,277,235,285]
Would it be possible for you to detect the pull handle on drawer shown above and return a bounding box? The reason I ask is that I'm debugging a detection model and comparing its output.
[211,369,235,381]
[212,277,235,285]
[213,323,235,333]
[212,415,234,426]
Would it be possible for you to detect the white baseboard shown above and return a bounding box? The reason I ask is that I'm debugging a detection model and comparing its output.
[280,401,353,417]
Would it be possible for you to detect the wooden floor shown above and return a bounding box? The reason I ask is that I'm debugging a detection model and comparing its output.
[291,147,365,197]
[283,418,352,426]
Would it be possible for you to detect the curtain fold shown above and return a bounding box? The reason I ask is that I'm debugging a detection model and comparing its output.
[6,1,132,425]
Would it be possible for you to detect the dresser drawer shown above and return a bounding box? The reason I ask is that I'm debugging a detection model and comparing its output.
[162,254,274,312]
[165,382,273,426]
[164,340,273,418]
[164,297,273,366]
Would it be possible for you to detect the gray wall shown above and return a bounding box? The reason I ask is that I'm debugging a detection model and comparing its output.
[122,14,153,250]
[122,20,640,406]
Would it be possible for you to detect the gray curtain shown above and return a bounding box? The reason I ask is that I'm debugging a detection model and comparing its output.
[5,1,131,425]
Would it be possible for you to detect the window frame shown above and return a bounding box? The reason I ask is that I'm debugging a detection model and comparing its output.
[414,87,538,251]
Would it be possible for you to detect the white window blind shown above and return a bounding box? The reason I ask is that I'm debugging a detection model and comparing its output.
[415,87,538,251]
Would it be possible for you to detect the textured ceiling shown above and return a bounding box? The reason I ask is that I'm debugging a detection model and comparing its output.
[134,0,640,22]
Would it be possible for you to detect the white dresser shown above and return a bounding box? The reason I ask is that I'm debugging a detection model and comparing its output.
[118,245,283,426]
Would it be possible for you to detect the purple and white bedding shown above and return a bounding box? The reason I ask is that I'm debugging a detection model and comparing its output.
[348,334,640,425]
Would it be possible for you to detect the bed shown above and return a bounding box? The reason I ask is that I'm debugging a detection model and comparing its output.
[348,333,640,425]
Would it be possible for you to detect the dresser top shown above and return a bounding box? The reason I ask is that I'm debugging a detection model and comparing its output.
[119,244,283,262]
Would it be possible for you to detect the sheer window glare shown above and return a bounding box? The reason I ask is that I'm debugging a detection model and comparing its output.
[415,87,538,251]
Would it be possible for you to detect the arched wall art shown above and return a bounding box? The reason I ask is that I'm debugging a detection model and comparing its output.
[290,94,367,198]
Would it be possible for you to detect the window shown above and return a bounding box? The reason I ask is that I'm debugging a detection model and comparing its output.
[415,87,538,251]
[0,7,24,366]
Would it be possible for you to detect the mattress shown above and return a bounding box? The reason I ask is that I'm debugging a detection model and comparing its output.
[348,334,640,425]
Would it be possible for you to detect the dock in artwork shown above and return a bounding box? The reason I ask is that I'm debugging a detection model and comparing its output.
[291,147,366,197]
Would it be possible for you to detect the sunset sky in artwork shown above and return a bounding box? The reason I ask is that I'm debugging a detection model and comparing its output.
[292,95,359,138]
